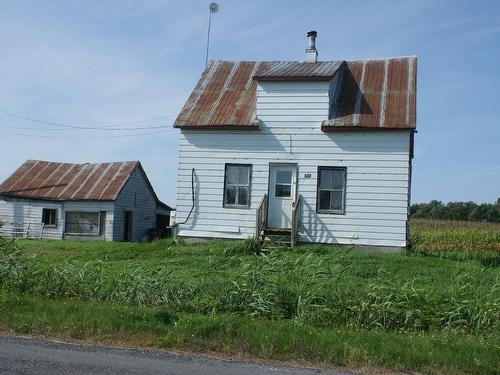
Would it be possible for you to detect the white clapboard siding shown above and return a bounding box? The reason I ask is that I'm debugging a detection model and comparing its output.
[114,167,157,242]
[0,198,63,239]
[0,198,115,240]
[175,80,411,247]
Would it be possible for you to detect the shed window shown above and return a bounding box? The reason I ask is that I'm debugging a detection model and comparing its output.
[224,164,252,208]
[42,208,57,227]
[65,212,100,235]
[317,167,346,214]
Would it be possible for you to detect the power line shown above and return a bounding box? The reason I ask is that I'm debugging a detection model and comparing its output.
[0,123,174,132]
[0,128,171,139]
[0,109,178,131]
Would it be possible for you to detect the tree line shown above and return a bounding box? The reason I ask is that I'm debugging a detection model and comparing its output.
[410,199,500,222]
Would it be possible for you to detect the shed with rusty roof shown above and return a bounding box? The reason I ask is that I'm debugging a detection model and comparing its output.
[0,160,172,241]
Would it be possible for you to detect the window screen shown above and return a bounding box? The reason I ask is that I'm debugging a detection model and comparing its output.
[65,212,100,235]
[224,164,251,208]
[42,208,57,227]
[317,167,346,214]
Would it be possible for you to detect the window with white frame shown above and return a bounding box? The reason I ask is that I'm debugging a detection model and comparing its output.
[317,167,346,214]
[223,164,252,208]
[65,212,100,235]
[42,208,57,227]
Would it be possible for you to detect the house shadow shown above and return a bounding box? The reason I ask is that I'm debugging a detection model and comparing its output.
[329,64,373,126]
[181,124,288,153]
[299,199,358,245]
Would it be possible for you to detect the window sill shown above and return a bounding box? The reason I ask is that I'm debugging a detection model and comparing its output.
[43,225,57,228]
[317,211,346,215]
[223,205,252,209]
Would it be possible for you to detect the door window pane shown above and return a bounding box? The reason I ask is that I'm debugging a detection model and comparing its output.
[275,184,291,197]
[276,170,292,184]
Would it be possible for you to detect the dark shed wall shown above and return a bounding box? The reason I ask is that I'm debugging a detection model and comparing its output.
[113,167,157,241]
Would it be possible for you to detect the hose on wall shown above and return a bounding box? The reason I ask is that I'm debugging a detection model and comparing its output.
[174,168,195,227]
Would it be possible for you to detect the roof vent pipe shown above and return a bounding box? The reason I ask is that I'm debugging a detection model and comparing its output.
[305,31,318,62]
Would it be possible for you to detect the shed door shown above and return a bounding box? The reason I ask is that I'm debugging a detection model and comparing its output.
[124,210,133,241]
[267,164,297,229]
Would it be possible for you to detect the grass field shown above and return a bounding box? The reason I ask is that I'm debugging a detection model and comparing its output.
[0,219,499,374]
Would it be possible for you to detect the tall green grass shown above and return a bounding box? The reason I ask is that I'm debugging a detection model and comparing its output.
[1,239,499,336]
[2,292,498,375]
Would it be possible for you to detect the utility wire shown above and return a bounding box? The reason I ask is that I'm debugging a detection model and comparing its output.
[0,128,170,139]
[0,123,176,132]
[0,109,178,131]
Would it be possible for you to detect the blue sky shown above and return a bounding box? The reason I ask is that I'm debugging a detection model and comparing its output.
[0,0,499,206]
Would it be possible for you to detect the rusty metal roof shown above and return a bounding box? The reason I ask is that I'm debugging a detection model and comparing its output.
[253,61,343,81]
[174,57,416,130]
[322,57,417,130]
[173,61,275,129]
[0,160,139,201]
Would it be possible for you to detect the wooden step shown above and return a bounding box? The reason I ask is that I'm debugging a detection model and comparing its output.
[262,228,291,235]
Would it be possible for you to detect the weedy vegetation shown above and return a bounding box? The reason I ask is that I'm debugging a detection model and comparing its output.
[0,219,499,374]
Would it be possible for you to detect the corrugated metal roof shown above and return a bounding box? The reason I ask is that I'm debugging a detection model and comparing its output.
[173,61,275,128]
[0,160,138,201]
[322,57,417,130]
[174,57,416,130]
[253,61,343,81]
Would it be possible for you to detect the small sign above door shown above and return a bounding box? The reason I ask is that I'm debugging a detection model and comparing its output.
[304,173,312,179]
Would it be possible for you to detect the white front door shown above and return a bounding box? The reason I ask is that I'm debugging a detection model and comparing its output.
[267,164,297,229]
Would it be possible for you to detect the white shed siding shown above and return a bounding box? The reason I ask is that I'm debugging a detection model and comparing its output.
[0,197,116,241]
[114,167,157,242]
[175,81,411,247]
[0,197,63,239]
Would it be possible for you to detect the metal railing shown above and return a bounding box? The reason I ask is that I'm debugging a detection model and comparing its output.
[291,194,302,248]
[0,222,45,239]
[256,194,268,239]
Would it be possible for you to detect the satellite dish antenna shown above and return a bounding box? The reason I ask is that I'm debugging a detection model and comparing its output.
[205,2,219,67]
[209,2,219,13]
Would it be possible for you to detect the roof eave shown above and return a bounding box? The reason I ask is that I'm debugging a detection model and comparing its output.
[321,124,416,132]
[174,119,262,130]
[253,75,334,82]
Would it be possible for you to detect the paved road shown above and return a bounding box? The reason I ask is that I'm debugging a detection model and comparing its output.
[0,335,351,375]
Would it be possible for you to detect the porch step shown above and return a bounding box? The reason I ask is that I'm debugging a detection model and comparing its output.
[262,228,291,235]
[260,228,292,247]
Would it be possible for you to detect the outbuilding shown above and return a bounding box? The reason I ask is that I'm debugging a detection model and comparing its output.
[0,160,171,241]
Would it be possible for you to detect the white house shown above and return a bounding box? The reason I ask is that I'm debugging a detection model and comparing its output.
[172,32,416,250]
[0,160,171,241]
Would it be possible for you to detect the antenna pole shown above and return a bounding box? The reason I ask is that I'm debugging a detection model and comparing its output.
[205,3,219,67]
[205,10,213,67]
